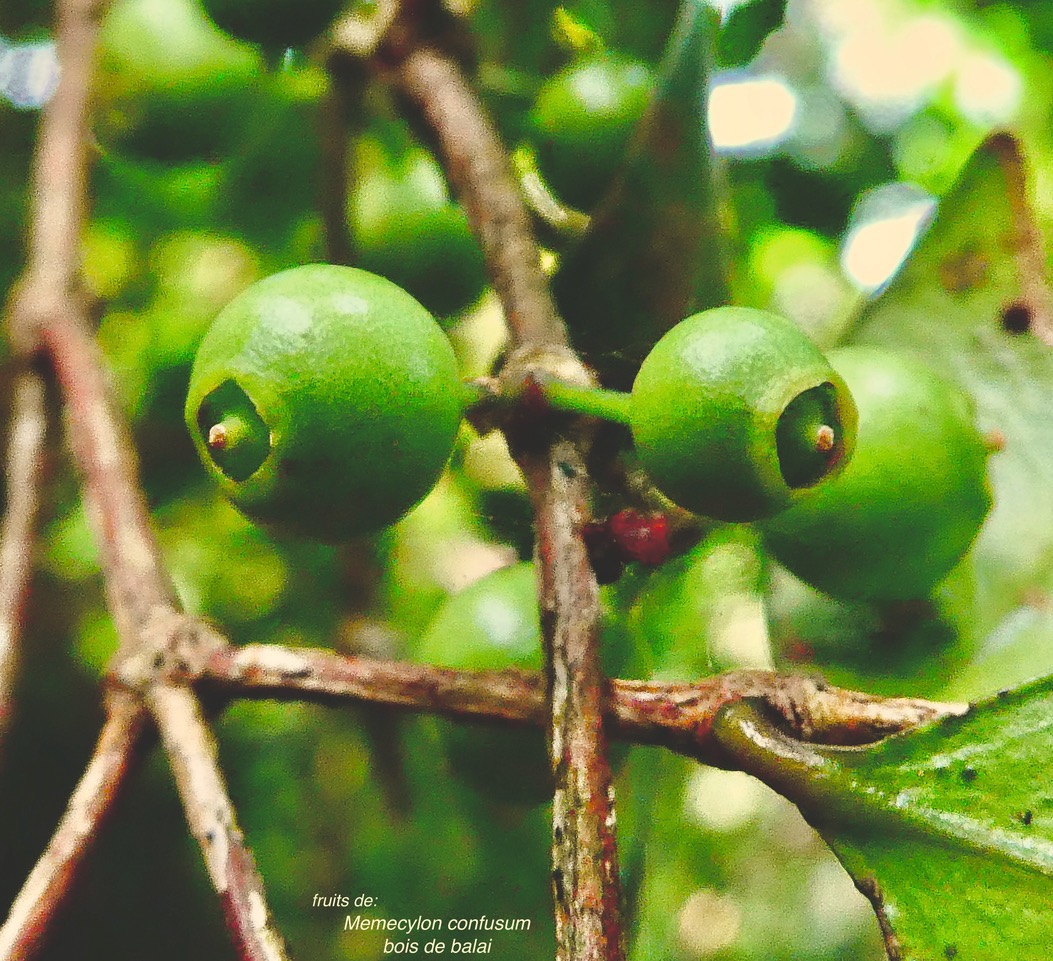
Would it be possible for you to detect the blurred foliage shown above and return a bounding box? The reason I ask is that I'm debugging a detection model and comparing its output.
[3,0,1053,959]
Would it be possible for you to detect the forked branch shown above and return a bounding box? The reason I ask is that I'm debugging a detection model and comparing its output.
[375,20,625,961]
[0,2,289,959]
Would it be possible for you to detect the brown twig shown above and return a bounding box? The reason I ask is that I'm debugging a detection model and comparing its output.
[38,316,176,638]
[390,44,565,349]
[517,441,622,958]
[192,644,965,760]
[0,3,290,959]
[5,0,172,641]
[109,609,290,961]
[0,691,146,961]
[0,372,47,749]
[317,65,357,267]
[382,28,624,960]
[2,326,288,961]
[16,0,100,305]
[147,683,289,961]
[0,2,152,953]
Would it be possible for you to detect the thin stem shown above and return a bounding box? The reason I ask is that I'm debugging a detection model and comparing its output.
[541,380,634,427]
[459,377,495,413]
[1,5,291,961]
[389,42,567,349]
[20,0,101,298]
[380,29,625,960]
[317,64,356,267]
[192,644,965,755]
[0,371,47,752]
[9,0,176,644]
[38,317,176,642]
[147,684,290,961]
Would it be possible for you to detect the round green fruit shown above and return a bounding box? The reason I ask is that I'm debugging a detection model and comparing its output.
[201,0,344,51]
[529,53,652,211]
[630,307,857,522]
[185,264,464,541]
[94,0,263,164]
[760,347,992,601]
[348,137,487,320]
[416,562,646,806]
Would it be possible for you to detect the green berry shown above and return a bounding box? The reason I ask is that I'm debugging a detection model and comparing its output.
[201,0,344,51]
[529,53,652,211]
[94,0,263,164]
[185,264,464,541]
[348,137,487,320]
[630,307,857,522]
[761,347,993,601]
[416,562,646,806]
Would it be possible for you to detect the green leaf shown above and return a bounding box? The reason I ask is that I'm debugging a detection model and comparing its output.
[791,134,1053,698]
[713,678,1053,960]
[716,0,787,68]
[553,0,729,388]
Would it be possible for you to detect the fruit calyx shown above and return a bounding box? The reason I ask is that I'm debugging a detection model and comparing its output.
[775,382,849,490]
[195,379,271,483]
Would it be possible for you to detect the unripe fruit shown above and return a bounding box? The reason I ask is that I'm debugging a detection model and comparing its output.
[201,0,344,51]
[348,137,486,320]
[529,54,652,211]
[630,307,857,522]
[416,562,645,805]
[761,347,992,601]
[185,264,464,541]
[94,0,263,164]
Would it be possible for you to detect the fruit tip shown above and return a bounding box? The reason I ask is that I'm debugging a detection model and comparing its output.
[207,423,228,450]
[815,425,836,453]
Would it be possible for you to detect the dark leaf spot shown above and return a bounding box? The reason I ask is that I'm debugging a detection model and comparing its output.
[961,766,978,783]
[1000,300,1032,334]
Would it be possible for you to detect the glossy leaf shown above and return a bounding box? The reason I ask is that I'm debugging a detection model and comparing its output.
[554,0,729,388]
[714,677,1053,959]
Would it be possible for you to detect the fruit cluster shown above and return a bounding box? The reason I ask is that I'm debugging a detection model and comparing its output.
[186,266,992,604]
[171,1,994,809]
